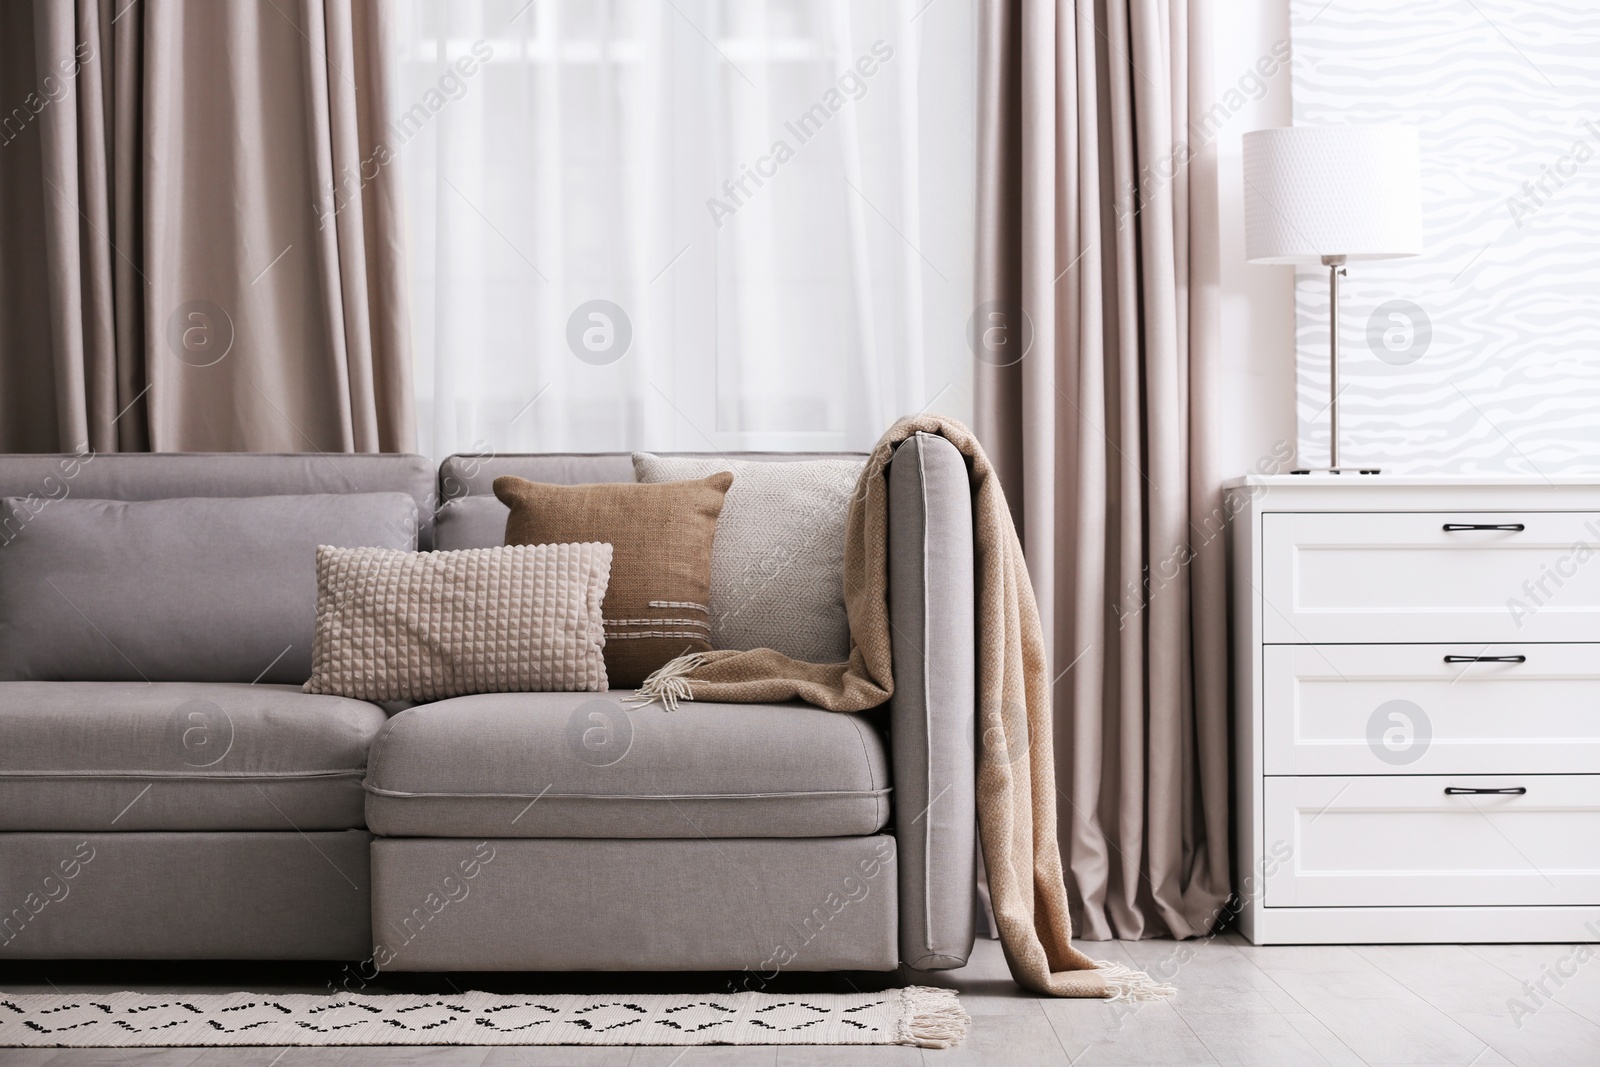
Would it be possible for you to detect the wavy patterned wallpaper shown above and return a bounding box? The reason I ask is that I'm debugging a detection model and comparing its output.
[1290,0,1600,473]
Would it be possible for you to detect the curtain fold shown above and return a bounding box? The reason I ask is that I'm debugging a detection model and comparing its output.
[0,0,413,454]
[975,0,1230,940]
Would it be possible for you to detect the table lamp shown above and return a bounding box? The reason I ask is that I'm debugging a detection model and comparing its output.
[1243,125,1422,474]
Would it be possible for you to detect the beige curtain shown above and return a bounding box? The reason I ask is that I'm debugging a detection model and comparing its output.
[975,0,1231,940]
[0,0,413,454]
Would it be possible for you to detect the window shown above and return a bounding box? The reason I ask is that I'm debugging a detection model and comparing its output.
[390,0,976,457]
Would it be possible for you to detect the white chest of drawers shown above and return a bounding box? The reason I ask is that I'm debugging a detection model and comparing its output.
[1227,475,1600,943]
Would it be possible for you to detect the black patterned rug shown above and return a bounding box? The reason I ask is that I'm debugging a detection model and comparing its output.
[0,986,967,1048]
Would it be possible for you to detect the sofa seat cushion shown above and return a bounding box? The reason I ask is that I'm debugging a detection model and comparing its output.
[0,682,387,831]
[364,692,891,839]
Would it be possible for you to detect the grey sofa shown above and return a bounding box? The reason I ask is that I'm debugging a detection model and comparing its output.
[0,436,975,978]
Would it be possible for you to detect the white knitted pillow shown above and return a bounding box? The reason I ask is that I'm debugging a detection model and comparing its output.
[304,543,612,701]
[632,453,864,664]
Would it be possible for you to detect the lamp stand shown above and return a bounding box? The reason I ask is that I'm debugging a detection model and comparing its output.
[1291,255,1381,475]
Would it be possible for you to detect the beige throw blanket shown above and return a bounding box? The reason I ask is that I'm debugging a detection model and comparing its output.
[635,415,1173,999]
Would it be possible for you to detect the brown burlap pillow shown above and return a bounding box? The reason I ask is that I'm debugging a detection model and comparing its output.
[493,473,733,687]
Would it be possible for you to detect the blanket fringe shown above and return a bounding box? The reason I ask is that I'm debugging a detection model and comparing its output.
[896,986,970,1049]
[629,652,709,711]
[1092,960,1177,1001]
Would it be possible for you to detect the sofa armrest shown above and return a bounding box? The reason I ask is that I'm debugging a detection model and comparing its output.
[887,432,976,971]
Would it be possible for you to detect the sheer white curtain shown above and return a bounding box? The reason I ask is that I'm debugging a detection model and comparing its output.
[389,0,976,458]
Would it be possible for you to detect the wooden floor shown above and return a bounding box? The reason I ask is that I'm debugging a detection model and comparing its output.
[4,933,1599,1065]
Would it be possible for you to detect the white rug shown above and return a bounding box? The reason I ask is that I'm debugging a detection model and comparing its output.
[0,986,967,1049]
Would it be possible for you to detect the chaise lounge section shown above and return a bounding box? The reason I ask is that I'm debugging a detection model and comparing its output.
[0,453,433,960]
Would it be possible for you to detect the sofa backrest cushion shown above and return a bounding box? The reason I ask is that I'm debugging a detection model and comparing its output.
[0,493,419,684]
[438,451,858,499]
[0,452,437,548]
[434,496,509,552]
[433,452,864,553]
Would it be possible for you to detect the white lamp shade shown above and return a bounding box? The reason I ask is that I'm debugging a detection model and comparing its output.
[1243,126,1422,264]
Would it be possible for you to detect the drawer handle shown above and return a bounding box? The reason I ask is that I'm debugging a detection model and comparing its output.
[1442,523,1525,532]
[1443,654,1527,664]
[1444,786,1527,796]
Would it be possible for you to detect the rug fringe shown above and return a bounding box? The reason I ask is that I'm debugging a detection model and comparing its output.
[628,652,709,711]
[1092,960,1177,1001]
[897,986,970,1049]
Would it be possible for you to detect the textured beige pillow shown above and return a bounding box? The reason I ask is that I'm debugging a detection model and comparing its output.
[632,454,864,663]
[304,543,612,701]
